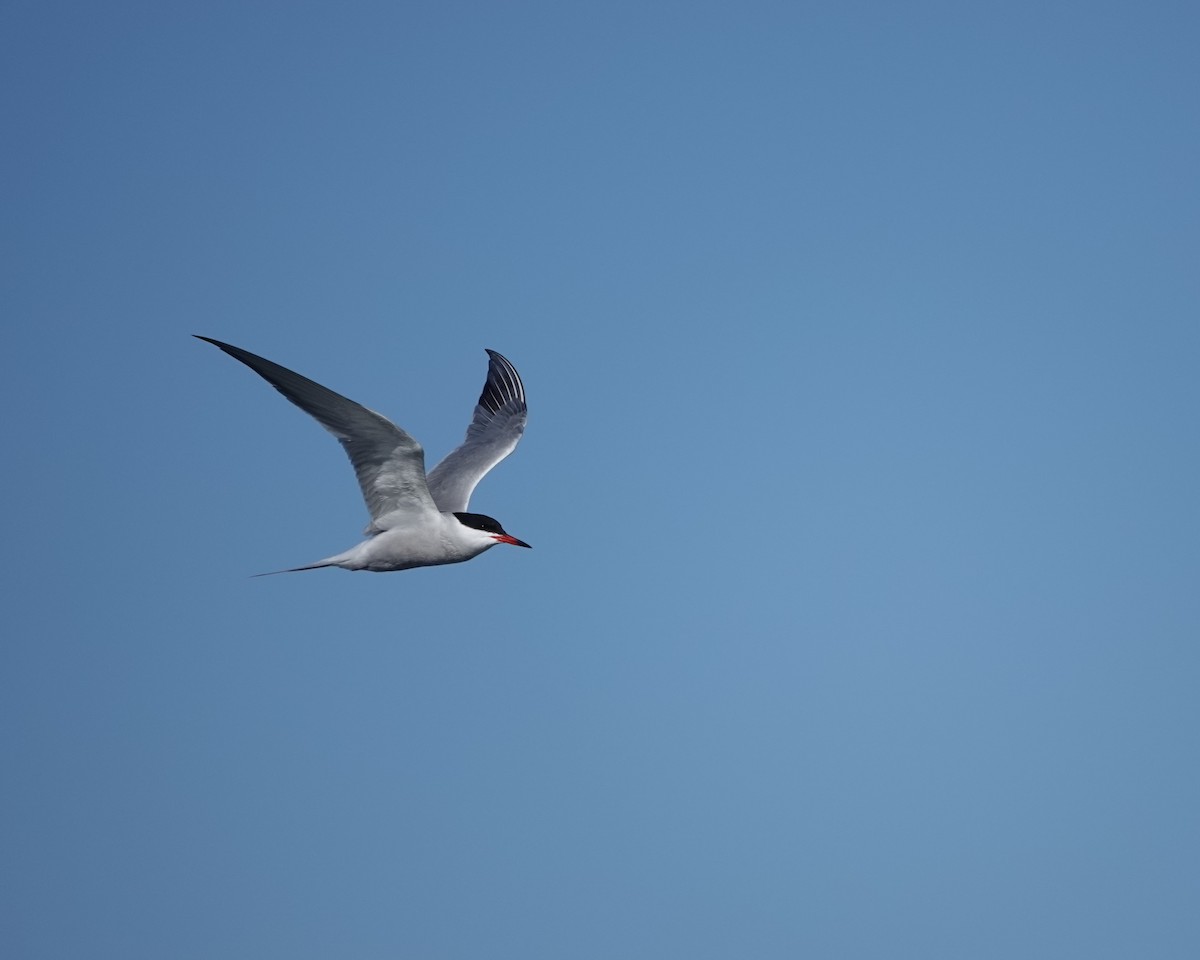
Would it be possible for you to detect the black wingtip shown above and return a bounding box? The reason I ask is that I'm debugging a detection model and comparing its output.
[476,349,524,414]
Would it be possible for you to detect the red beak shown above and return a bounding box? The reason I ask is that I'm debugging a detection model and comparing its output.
[493,534,531,548]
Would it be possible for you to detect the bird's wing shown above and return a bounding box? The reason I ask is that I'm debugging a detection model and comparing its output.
[426,349,527,513]
[196,336,439,531]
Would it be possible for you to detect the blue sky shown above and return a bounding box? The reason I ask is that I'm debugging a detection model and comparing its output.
[3,2,1198,957]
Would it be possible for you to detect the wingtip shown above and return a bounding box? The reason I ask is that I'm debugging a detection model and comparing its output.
[195,336,243,357]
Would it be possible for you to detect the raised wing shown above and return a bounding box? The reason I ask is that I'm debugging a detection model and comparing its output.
[195,336,439,531]
[426,349,527,512]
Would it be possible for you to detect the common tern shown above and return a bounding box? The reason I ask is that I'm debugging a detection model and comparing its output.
[196,336,530,574]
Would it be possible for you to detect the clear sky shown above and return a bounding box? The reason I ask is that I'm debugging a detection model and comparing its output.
[3,2,1198,958]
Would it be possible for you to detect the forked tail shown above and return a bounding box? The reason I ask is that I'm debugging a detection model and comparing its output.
[250,561,339,578]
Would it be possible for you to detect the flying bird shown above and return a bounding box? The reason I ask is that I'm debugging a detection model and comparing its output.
[196,336,530,574]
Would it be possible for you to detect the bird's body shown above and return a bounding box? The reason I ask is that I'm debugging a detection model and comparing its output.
[271,511,505,574]
[196,337,530,574]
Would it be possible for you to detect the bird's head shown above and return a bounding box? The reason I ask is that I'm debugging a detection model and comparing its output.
[453,512,531,549]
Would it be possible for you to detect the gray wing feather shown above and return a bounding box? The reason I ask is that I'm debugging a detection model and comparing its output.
[426,349,527,512]
[195,337,438,530]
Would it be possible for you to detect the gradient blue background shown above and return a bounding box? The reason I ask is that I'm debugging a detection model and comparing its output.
[3,2,1198,957]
